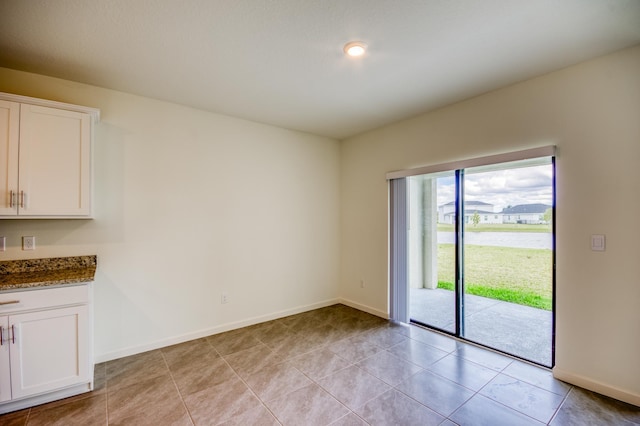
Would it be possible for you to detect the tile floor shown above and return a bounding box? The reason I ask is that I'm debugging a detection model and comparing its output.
[1,304,638,425]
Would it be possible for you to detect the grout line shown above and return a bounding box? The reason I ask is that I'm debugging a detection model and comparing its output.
[398,325,562,424]
[472,377,560,425]
[159,349,196,426]
[213,339,285,425]
[219,311,383,424]
[103,362,109,426]
[385,344,480,422]
[294,354,364,421]
[221,358,284,425]
[102,308,549,425]
[500,369,573,397]
[547,385,574,425]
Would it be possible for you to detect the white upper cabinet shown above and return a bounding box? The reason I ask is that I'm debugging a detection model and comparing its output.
[0,93,99,218]
[18,104,91,216]
[0,100,20,217]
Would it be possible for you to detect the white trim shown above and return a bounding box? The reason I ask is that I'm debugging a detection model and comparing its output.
[94,298,340,363]
[386,145,556,180]
[553,366,640,407]
[0,92,100,122]
[338,298,389,319]
[0,382,92,414]
[94,297,391,363]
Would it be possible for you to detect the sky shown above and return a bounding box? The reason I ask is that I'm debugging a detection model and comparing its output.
[435,164,553,212]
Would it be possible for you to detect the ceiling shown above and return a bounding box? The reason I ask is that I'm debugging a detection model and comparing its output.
[1,1,639,140]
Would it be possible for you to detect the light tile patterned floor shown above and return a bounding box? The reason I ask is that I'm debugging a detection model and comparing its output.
[1,304,638,425]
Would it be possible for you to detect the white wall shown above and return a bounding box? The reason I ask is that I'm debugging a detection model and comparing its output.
[340,45,640,405]
[0,68,341,362]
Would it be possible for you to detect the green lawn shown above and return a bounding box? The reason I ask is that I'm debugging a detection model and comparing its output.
[436,243,553,310]
[437,223,551,233]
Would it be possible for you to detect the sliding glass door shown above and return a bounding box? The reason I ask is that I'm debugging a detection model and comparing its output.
[399,155,554,366]
[407,172,457,333]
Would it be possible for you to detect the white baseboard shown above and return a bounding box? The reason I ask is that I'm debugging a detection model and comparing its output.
[0,382,92,414]
[338,297,389,319]
[94,298,341,363]
[553,366,640,407]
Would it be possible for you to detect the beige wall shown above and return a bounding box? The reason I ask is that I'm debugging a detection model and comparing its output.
[340,45,640,405]
[0,68,341,362]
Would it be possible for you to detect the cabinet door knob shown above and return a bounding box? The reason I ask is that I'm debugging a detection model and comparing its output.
[9,190,15,208]
[11,324,15,344]
[20,190,25,209]
[0,300,20,305]
[0,326,4,346]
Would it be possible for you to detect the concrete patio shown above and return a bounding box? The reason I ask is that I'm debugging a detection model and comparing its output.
[410,288,552,366]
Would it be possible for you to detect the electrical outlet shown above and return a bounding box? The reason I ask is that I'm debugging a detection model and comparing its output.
[0,236,5,252]
[22,236,35,251]
[221,293,229,304]
[360,279,365,288]
[591,234,605,251]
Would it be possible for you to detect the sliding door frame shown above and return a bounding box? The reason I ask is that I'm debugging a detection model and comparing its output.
[455,169,464,337]
[551,156,557,367]
[388,146,556,367]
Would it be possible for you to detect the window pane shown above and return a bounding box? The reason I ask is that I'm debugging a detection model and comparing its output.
[408,171,456,333]
[462,160,553,365]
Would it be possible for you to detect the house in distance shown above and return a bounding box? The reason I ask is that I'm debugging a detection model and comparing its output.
[439,202,551,225]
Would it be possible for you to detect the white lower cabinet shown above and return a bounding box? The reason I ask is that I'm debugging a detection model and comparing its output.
[0,285,93,413]
[0,316,11,403]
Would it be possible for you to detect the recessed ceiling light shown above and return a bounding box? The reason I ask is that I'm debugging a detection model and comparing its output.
[343,41,367,57]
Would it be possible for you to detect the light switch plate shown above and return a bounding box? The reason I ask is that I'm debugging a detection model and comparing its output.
[591,234,605,251]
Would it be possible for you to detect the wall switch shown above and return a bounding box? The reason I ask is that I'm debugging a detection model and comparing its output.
[221,293,229,304]
[0,237,5,252]
[22,236,35,250]
[360,279,365,288]
[591,234,605,251]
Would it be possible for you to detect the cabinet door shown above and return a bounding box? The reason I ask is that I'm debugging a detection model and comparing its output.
[0,100,19,215]
[0,316,10,402]
[9,306,89,399]
[18,104,91,216]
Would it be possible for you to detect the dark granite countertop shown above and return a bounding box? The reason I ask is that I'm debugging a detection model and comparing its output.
[0,256,96,291]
